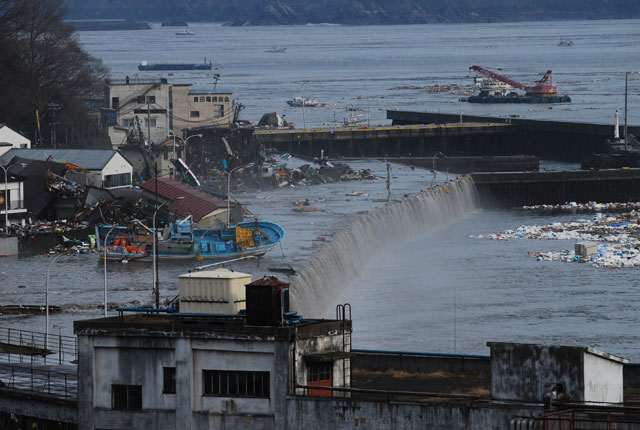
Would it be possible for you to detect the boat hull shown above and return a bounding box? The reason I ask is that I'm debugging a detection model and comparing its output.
[97,221,285,262]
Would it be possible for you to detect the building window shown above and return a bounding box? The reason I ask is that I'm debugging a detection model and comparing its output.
[136,95,145,104]
[122,118,135,127]
[147,95,155,104]
[137,95,156,104]
[213,96,218,102]
[214,105,224,118]
[163,151,168,160]
[104,173,132,188]
[206,96,211,102]
[193,96,198,103]
[200,96,205,102]
[111,97,119,110]
[163,367,176,394]
[203,370,269,398]
[308,363,332,383]
[112,384,142,410]
[225,96,229,102]
[145,118,157,127]
[190,111,200,118]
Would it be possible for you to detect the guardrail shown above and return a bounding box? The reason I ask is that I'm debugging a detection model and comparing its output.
[0,327,77,365]
[0,363,77,398]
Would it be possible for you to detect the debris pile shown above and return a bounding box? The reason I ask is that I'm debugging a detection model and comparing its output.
[522,201,640,212]
[477,211,640,268]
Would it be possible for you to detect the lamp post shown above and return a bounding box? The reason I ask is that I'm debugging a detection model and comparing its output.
[182,134,203,168]
[226,163,255,228]
[0,165,8,236]
[46,252,67,352]
[301,82,307,130]
[153,196,184,308]
[103,226,117,317]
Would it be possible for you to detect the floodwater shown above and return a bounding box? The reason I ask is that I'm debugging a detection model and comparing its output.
[77,19,640,127]
[2,19,640,360]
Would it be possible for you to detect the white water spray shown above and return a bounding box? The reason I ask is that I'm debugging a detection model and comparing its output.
[290,176,479,315]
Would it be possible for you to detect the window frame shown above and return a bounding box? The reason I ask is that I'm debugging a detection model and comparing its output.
[163,367,176,394]
[202,370,270,398]
[112,384,142,410]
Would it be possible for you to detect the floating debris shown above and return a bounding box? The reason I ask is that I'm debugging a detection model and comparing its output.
[522,201,640,212]
[477,211,640,268]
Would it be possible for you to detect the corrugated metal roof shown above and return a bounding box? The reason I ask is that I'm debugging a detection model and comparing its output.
[140,178,226,222]
[0,149,120,170]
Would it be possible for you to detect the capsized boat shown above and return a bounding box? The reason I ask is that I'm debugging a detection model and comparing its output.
[96,218,285,261]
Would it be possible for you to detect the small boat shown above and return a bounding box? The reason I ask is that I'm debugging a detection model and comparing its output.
[266,46,286,53]
[176,30,194,36]
[557,39,574,47]
[287,97,320,107]
[96,218,285,261]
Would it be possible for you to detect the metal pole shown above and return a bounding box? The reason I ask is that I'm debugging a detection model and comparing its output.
[301,82,307,130]
[153,200,172,308]
[226,163,254,228]
[0,165,8,236]
[103,226,117,317]
[147,99,151,147]
[624,72,629,151]
[46,253,65,352]
[183,134,203,168]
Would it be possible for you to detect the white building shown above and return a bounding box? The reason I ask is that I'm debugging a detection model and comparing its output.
[0,149,133,189]
[0,123,30,157]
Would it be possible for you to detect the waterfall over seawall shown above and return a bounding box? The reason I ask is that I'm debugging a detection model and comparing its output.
[290,176,479,316]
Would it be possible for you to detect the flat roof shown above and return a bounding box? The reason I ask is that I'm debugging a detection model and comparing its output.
[179,269,251,280]
[487,342,629,364]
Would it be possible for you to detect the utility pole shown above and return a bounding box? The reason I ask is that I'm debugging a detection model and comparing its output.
[625,72,629,150]
[48,103,62,148]
[147,98,151,147]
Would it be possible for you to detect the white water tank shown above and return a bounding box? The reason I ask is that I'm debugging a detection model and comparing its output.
[178,269,251,315]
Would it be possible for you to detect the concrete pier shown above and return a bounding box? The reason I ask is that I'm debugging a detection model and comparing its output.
[388,110,640,162]
[255,123,514,159]
[472,169,640,208]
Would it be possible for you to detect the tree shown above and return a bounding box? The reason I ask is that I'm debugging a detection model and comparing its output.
[0,0,108,145]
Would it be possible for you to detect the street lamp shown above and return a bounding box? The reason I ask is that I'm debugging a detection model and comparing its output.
[227,163,255,228]
[103,225,117,317]
[301,82,307,130]
[182,134,203,168]
[0,165,8,236]
[153,196,184,308]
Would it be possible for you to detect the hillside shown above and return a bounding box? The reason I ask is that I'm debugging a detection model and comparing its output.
[64,0,640,25]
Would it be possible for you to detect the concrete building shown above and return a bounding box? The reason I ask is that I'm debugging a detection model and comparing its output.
[108,79,233,149]
[0,124,30,157]
[172,85,234,132]
[0,149,133,189]
[0,170,27,230]
[74,275,351,429]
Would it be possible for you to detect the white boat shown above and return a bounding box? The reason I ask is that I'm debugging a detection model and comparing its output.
[287,97,320,107]
[266,46,286,53]
[472,77,515,97]
[176,30,194,36]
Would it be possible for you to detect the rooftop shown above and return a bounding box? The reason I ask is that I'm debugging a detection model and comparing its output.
[140,177,227,222]
[179,269,251,280]
[189,89,232,95]
[0,149,121,170]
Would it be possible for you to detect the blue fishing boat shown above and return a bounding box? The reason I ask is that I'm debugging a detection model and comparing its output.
[96,219,285,261]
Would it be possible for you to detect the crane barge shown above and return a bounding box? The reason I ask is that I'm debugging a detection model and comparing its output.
[467,65,571,104]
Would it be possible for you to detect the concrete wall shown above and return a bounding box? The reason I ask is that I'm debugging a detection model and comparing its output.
[0,236,18,255]
[285,397,542,430]
[490,343,585,402]
[0,389,77,425]
[353,350,490,375]
[583,351,624,403]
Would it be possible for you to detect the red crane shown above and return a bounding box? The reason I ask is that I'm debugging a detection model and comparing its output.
[469,65,557,96]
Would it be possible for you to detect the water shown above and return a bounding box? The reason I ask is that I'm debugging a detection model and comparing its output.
[3,20,640,360]
[77,19,640,128]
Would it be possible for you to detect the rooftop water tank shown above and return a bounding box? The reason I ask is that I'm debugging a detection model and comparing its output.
[178,269,251,315]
